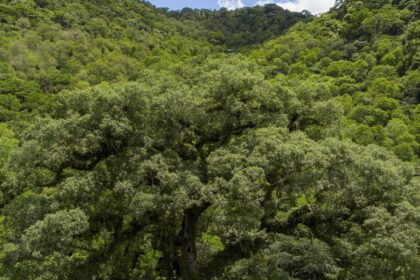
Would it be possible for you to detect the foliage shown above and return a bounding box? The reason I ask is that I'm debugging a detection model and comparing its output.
[0,0,419,279]
[170,4,310,49]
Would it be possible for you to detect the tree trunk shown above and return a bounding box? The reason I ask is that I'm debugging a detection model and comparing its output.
[176,203,210,280]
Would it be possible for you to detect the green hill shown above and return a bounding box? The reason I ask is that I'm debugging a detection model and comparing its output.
[0,1,419,279]
[250,0,419,162]
[168,4,310,48]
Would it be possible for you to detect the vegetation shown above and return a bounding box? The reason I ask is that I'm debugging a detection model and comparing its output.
[0,0,418,279]
[168,4,310,49]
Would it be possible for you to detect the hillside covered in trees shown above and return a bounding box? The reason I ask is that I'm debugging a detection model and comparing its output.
[168,4,310,48]
[0,0,419,279]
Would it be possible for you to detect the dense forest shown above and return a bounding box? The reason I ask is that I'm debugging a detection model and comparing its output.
[0,0,419,279]
[168,4,310,48]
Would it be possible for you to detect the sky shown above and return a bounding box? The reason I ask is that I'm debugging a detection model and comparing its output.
[148,0,336,14]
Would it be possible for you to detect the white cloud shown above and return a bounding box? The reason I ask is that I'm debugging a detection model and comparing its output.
[218,0,245,10]
[255,0,336,15]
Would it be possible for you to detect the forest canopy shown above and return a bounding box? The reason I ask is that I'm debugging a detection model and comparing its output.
[0,0,419,279]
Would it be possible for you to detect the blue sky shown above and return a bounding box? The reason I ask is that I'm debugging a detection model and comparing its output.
[149,0,274,10]
[148,0,336,14]
[150,0,219,10]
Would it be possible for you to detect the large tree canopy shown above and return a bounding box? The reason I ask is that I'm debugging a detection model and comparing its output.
[1,56,418,279]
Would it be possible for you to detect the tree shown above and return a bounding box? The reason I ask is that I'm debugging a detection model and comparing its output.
[1,63,417,279]
[361,6,404,36]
